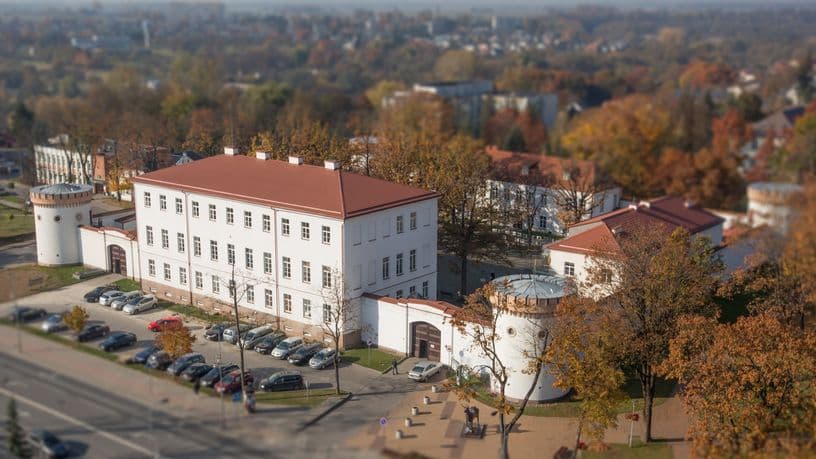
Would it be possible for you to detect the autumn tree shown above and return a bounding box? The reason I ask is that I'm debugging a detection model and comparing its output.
[64,305,89,334]
[586,226,723,442]
[547,296,625,454]
[662,313,816,457]
[551,160,611,230]
[783,182,816,306]
[156,324,196,360]
[321,269,359,395]
[777,104,816,180]
[449,282,550,459]
[433,49,478,81]
[483,109,548,154]
[251,116,354,166]
[183,108,223,156]
[364,80,406,108]
[6,399,30,459]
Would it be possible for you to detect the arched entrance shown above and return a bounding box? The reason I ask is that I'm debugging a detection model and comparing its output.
[411,322,441,362]
[108,245,127,275]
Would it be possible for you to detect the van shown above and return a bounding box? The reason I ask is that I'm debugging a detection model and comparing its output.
[240,324,274,349]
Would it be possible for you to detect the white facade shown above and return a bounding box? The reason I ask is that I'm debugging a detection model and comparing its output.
[79,227,141,279]
[34,144,93,186]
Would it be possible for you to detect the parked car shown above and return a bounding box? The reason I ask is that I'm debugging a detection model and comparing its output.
[240,325,276,350]
[204,322,232,341]
[123,295,157,315]
[99,332,137,352]
[270,337,304,359]
[147,316,182,332]
[40,313,67,333]
[199,364,239,387]
[110,291,142,310]
[287,343,322,365]
[76,324,110,342]
[214,370,254,394]
[309,348,338,369]
[408,360,443,382]
[27,430,69,458]
[222,324,253,345]
[98,290,124,306]
[8,306,46,322]
[253,332,287,354]
[146,351,173,370]
[72,268,106,281]
[131,344,162,365]
[259,371,305,392]
[83,285,114,303]
[167,353,205,376]
[180,363,214,382]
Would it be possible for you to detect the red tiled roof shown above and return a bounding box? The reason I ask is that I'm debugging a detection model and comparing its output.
[362,293,460,315]
[130,155,438,219]
[485,146,605,187]
[79,225,137,240]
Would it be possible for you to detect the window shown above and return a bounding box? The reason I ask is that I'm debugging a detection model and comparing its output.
[244,211,252,228]
[175,198,183,214]
[283,293,292,313]
[322,266,331,288]
[245,248,254,270]
[264,289,273,308]
[212,275,220,294]
[302,261,311,283]
[302,299,312,318]
[208,204,216,221]
[396,253,404,276]
[301,222,310,240]
[163,263,171,280]
[321,225,331,244]
[177,233,185,253]
[564,262,575,277]
[282,257,291,279]
[262,214,271,232]
[382,257,390,280]
[193,236,201,256]
[192,201,199,218]
[226,207,234,224]
[210,240,218,261]
[263,252,272,274]
[179,267,187,285]
[146,226,154,245]
[409,285,416,297]
[246,285,255,304]
[227,244,235,265]
[159,195,167,211]
[323,304,332,324]
[410,212,417,230]
[539,215,547,229]
[143,192,151,208]
[195,271,203,289]
[148,259,155,276]
[409,249,417,272]
[281,218,290,236]
[396,289,403,298]
[422,281,429,299]
[161,229,169,249]
[396,215,404,234]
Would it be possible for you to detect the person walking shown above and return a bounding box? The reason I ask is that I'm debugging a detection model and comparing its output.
[391,358,399,375]
[193,379,201,395]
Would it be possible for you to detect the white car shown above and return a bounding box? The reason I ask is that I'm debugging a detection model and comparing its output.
[270,337,304,359]
[122,295,158,315]
[408,360,443,382]
[110,291,142,310]
[98,290,123,306]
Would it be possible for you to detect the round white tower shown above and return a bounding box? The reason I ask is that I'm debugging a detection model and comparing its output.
[489,274,570,402]
[747,182,801,233]
[30,183,93,266]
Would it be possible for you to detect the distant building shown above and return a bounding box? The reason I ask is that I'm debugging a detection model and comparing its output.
[741,106,804,173]
[34,136,94,187]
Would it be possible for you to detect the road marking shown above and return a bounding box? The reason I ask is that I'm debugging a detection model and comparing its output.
[0,386,154,457]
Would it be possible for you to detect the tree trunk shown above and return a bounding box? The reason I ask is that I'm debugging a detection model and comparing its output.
[499,412,510,459]
[573,418,583,459]
[459,256,468,299]
[334,350,341,395]
[641,369,655,442]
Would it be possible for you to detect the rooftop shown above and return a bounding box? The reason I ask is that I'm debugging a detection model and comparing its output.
[130,154,438,219]
[493,274,567,300]
[30,183,93,196]
[485,146,608,188]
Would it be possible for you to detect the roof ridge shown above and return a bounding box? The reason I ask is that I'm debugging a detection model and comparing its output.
[337,169,346,217]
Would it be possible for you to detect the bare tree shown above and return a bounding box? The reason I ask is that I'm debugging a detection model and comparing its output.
[551,161,611,231]
[321,269,360,395]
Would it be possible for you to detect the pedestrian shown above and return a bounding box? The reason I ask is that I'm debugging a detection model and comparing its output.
[193,379,201,395]
[391,358,399,375]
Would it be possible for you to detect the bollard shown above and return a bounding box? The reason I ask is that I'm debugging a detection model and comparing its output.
[411,406,419,416]
[423,395,431,405]
[395,429,404,440]
[405,417,412,427]
[431,384,439,393]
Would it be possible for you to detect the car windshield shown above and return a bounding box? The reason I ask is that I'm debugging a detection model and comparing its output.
[317,349,333,358]
[127,296,143,304]
[277,342,290,349]
[46,314,61,322]
[411,365,426,373]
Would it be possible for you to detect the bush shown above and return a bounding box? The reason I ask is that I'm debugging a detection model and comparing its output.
[8,182,14,189]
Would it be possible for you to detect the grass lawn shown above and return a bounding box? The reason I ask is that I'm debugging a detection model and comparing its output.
[583,442,673,459]
[0,205,33,239]
[162,302,229,324]
[113,278,141,292]
[342,347,402,372]
[0,194,25,204]
[254,388,347,407]
[0,264,88,300]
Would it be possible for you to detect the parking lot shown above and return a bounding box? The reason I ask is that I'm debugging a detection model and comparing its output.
[0,274,386,395]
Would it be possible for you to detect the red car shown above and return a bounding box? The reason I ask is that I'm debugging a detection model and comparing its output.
[214,370,254,394]
[147,316,183,332]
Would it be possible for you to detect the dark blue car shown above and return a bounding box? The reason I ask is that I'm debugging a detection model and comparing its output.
[99,332,137,352]
[131,344,161,365]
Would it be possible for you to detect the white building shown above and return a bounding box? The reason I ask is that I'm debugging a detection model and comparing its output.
[129,150,439,347]
[30,183,94,266]
[34,140,94,187]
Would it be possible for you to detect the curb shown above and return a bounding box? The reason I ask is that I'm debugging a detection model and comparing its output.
[380,355,411,375]
[298,391,354,431]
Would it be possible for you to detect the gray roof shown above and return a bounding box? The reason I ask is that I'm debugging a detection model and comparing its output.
[493,273,567,300]
[31,183,93,195]
[748,182,802,194]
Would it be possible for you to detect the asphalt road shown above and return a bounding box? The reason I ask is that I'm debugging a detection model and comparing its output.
[0,352,273,459]
[0,239,36,267]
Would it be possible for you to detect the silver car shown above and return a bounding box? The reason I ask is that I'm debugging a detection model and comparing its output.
[309,348,337,369]
[41,313,67,333]
[98,290,123,306]
[240,325,275,349]
[110,291,142,310]
[123,295,157,315]
[271,337,304,359]
[408,360,443,382]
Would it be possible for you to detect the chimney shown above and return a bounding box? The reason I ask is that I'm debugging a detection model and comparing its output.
[288,156,303,165]
[256,151,269,161]
[324,159,339,170]
[684,199,696,208]
[224,146,239,156]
